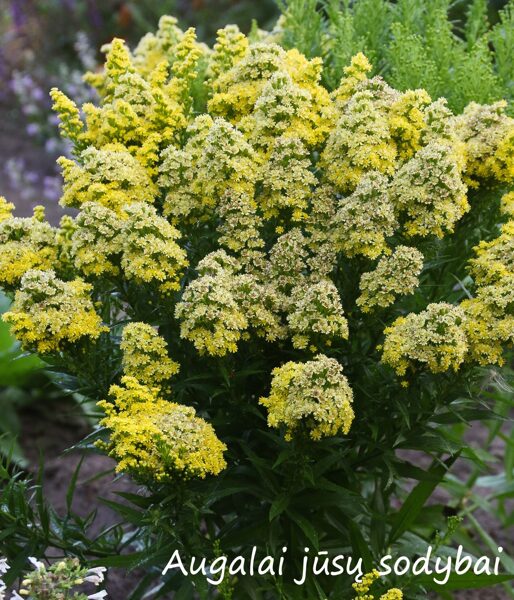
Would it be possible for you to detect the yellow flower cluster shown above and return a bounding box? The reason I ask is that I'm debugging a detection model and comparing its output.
[0,196,14,222]
[353,570,403,600]
[176,253,248,356]
[259,135,316,220]
[389,142,469,238]
[98,376,226,482]
[455,100,514,185]
[462,220,514,365]
[120,322,179,389]
[3,270,106,353]
[381,303,468,379]
[71,202,123,276]
[335,172,397,259]
[208,42,333,149]
[287,279,349,350]
[357,246,424,312]
[58,146,157,211]
[207,24,248,83]
[53,26,202,157]
[158,115,260,221]
[259,354,354,441]
[0,206,58,289]
[467,221,513,285]
[321,86,398,192]
[121,202,188,294]
[71,201,188,293]
[215,189,265,261]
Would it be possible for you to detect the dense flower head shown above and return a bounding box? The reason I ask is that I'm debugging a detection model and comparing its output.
[421,98,462,151]
[462,277,514,367]
[208,42,285,119]
[233,274,286,342]
[260,354,354,441]
[243,70,333,151]
[321,88,397,192]
[462,222,514,365]
[216,189,265,258]
[71,202,124,276]
[175,266,248,356]
[99,376,226,482]
[335,172,397,259]
[121,202,188,293]
[388,89,432,160]
[455,100,514,185]
[467,221,514,285]
[268,228,308,292]
[132,15,186,76]
[287,279,349,350]
[304,184,339,277]
[194,117,260,201]
[389,142,469,238]
[159,142,203,221]
[332,52,372,106]
[207,25,249,83]
[259,135,317,220]
[357,246,424,312]
[3,269,106,353]
[0,206,58,289]
[120,322,180,388]
[381,303,468,378]
[58,146,157,210]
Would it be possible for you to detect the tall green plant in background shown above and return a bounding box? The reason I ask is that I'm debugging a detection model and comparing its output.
[278,0,514,111]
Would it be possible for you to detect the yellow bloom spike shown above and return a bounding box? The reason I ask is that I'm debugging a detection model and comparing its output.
[357,246,424,312]
[208,24,249,83]
[50,88,86,151]
[333,52,372,106]
[120,322,180,389]
[321,88,397,192]
[3,270,106,354]
[455,100,514,185]
[0,196,14,222]
[98,376,227,482]
[121,202,188,294]
[58,146,157,211]
[0,210,58,289]
[382,303,468,378]
[335,172,398,259]
[389,142,469,238]
[389,89,431,161]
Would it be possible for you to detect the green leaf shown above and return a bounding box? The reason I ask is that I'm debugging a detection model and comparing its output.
[66,455,85,513]
[418,572,514,591]
[347,520,374,572]
[269,493,289,521]
[287,508,319,549]
[389,452,460,544]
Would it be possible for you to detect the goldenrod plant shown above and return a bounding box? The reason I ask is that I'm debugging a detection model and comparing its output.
[0,14,513,598]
